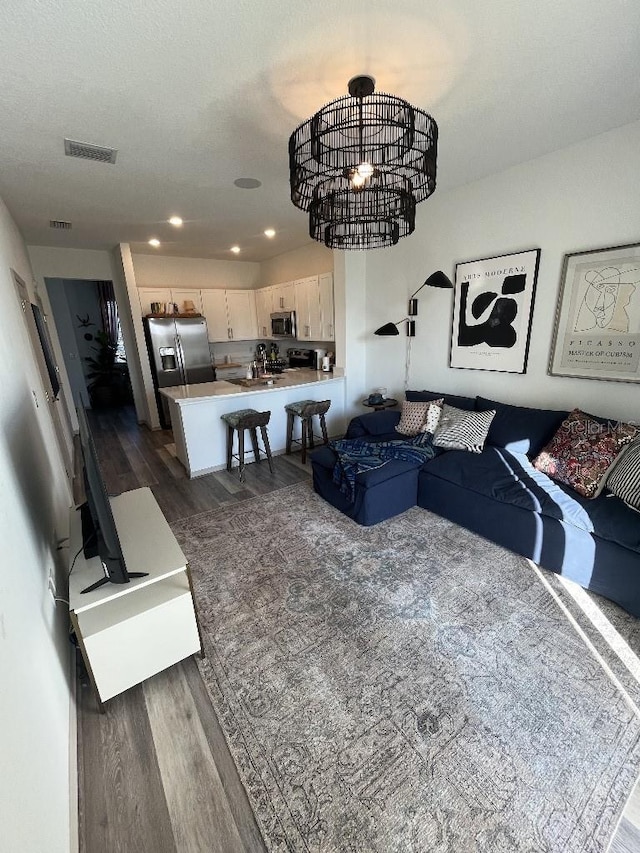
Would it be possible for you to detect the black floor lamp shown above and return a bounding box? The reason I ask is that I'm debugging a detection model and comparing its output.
[374,270,453,336]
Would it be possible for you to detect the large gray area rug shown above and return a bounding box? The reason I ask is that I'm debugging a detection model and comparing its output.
[171,481,640,852]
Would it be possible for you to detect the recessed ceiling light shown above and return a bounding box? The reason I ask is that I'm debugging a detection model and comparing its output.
[149,238,160,247]
[233,178,262,189]
[230,246,241,254]
[168,216,183,227]
[264,228,276,238]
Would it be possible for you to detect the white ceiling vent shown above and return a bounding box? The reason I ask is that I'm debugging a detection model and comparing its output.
[64,138,117,164]
[49,219,72,229]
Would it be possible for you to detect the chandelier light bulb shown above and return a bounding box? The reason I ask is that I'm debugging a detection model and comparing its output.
[168,216,183,227]
[351,171,366,189]
[356,162,374,179]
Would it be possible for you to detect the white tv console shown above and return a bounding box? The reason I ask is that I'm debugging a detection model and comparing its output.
[68,487,203,707]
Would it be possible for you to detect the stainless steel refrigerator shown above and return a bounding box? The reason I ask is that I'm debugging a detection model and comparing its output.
[143,316,216,428]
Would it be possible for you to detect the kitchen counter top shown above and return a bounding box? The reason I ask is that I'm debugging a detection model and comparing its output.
[160,368,346,478]
[160,368,343,405]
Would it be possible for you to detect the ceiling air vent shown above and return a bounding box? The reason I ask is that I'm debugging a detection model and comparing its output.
[64,138,118,164]
[49,220,72,230]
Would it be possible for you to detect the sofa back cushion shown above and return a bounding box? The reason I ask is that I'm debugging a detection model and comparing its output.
[475,396,568,457]
[406,389,476,410]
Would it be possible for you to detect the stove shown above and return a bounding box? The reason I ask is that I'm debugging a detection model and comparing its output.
[287,348,315,368]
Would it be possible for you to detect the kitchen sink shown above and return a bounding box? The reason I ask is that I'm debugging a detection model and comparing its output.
[225,377,281,387]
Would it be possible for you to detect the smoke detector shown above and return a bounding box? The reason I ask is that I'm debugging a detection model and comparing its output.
[49,220,72,230]
[64,138,117,164]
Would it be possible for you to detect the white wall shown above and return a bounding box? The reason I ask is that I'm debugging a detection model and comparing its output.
[0,198,73,852]
[131,252,260,290]
[365,119,640,423]
[260,241,333,286]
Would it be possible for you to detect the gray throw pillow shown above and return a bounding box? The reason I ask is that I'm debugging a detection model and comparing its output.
[433,404,496,454]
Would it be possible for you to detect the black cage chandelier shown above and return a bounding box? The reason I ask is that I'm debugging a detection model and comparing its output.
[288,75,438,250]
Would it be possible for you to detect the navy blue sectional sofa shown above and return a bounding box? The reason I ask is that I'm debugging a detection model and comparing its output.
[310,392,640,617]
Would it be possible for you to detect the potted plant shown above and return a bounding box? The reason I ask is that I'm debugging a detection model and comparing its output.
[85,330,131,407]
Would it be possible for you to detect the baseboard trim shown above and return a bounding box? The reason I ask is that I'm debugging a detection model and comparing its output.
[68,645,79,853]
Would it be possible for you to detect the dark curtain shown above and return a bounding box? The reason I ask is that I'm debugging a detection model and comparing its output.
[96,280,119,348]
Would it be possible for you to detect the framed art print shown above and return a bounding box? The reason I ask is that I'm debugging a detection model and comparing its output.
[549,242,640,383]
[450,249,541,373]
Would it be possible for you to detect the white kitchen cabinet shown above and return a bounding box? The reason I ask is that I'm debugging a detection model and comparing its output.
[319,273,335,341]
[226,290,258,341]
[173,289,203,315]
[272,281,296,312]
[139,288,172,316]
[255,287,274,339]
[200,290,229,341]
[295,275,322,340]
[138,287,203,316]
[201,289,258,342]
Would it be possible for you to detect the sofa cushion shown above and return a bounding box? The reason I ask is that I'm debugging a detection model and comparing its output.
[532,409,638,498]
[432,405,496,454]
[423,447,640,553]
[475,396,567,457]
[345,410,401,439]
[405,389,476,410]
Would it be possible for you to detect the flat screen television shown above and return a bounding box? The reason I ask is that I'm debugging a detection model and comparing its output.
[76,403,147,594]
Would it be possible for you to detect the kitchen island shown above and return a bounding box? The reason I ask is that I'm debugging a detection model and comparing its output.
[160,368,346,477]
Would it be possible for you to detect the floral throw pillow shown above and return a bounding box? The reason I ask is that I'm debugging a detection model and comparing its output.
[395,399,443,436]
[532,409,638,498]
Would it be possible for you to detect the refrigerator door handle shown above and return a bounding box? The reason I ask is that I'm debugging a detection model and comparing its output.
[175,335,186,383]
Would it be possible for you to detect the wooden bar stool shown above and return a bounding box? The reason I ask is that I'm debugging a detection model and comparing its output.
[220,408,274,482]
[285,399,331,464]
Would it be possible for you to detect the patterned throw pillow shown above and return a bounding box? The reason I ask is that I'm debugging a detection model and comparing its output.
[432,404,496,453]
[606,439,640,510]
[395,400,439,436]
[532,409,638,498]
[421,400,444,434]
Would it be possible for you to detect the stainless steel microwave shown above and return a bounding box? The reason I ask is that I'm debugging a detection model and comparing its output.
[271,311,296,338]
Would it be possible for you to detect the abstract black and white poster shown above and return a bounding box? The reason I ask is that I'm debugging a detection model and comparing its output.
[549,242,640,382]
[450,249,541,373]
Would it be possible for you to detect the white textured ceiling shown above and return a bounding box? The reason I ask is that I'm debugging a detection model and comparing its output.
[0,0,638,262]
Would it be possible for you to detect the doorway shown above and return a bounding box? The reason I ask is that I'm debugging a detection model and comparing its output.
[45,278,132,409]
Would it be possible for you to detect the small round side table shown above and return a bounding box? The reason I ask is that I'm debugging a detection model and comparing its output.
[362,398,398,412]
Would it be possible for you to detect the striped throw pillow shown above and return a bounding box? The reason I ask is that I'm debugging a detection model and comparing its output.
[433,405,496,454]
[607,439,640,511]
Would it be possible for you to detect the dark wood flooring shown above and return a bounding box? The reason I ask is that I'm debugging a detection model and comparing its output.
[77,405,640,853]
[77,405,310,853]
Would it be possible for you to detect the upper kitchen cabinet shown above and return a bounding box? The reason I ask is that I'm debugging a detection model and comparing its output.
[226,290,258,341]
[318,273,334,341]
[201,289,258,342]
[139,288,172,316]
[295,276,322,341]
[200,290,228,341]
[271,281,296,312]
[255,287,274,340]
[173,289,203,315]
[138,287,203,316]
